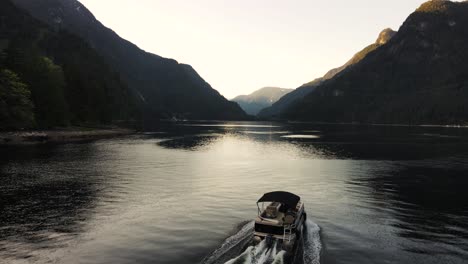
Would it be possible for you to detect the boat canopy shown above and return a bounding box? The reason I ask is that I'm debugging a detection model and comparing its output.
[257,191,300,208]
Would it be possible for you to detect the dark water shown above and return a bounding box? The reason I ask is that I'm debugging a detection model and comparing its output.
[1,122,468,264]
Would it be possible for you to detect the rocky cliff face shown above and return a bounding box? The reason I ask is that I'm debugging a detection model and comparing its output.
[376,28,397,45]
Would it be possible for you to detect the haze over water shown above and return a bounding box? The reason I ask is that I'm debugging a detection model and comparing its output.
[1,122,468,264]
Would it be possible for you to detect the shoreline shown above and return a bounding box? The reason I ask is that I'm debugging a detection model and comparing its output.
[285,120,468,128]
[0,128,135,145]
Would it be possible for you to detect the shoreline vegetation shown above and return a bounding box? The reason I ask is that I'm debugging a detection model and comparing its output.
[0,127,135,145]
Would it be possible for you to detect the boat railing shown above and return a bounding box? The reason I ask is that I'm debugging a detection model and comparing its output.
[283,225,293,242]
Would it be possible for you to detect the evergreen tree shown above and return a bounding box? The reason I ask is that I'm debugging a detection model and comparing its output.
[0,69,35,130]
[27,56,69,128]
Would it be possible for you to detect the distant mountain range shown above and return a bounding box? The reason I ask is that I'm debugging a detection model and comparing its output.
[232,87,293,115]
[11,0,247,123]
[284,0,468,125]
[258,28,397,119]
[3,0,468,128]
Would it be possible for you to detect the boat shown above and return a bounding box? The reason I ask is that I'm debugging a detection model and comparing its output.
[253,191,307,252]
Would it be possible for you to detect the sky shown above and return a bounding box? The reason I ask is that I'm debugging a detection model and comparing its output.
[79,0,434,99]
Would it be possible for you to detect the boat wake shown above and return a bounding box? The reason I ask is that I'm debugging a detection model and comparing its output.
[202,220,321,264]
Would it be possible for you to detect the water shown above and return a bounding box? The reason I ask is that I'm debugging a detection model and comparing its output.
[1,122,468,264]
[202,220,321,264]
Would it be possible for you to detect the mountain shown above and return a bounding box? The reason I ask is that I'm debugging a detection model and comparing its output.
[0,0,136,130]
[285,0,468,125]
[258,28,397,119]
[232,87,293,115]
[11,0,247,121]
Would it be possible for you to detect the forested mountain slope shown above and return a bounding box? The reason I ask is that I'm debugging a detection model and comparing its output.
[12,0,247,121]
[285,0,468,125]
[258,28,396,119]
[0,0,136,130]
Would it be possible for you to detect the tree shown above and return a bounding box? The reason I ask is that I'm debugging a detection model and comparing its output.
[0,68,35,130]
[27,56,69,128]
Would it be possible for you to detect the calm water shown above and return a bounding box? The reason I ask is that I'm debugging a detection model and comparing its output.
[1,122,468,264]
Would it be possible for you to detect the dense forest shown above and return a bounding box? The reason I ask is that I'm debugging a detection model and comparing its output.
[0,0,137,130]
[284,1,468,125]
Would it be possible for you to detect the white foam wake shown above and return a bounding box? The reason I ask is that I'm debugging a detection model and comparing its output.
[202,222,254,264]
[225,240,282,264]
[302,220,321,264]
[202,220,321,264]
[272,251,286,264]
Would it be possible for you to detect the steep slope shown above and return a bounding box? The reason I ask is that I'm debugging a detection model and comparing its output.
[0,0,136,130]
[259,28,396,119]
[286,0,468,125]
[12,0,247,121]
[232,87,293,115]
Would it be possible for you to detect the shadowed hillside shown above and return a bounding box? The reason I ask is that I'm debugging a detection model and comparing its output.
[12,0,247,121]
[285,0,468,125]
[0,0,137,130]
[258,28,396,119]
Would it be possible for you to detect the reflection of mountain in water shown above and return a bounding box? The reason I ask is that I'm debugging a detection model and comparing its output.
[348,165,468,257]
[2,122,468,264]
[0,144,103,260]
[158,135,221,151]
[154,123,468,161]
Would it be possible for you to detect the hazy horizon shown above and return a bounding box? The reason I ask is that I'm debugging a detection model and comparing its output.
[79,0,444,99]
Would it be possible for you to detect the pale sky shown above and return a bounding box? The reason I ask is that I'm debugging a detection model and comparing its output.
[79,0,435,99]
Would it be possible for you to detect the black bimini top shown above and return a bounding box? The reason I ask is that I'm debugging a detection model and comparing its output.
[257,191,300,208]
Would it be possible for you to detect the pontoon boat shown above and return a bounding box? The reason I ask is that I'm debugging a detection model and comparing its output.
[253,191,307,252]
